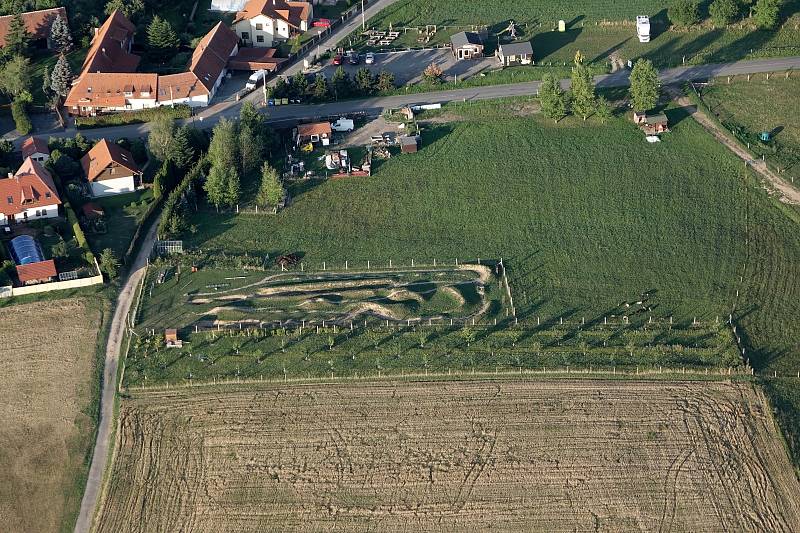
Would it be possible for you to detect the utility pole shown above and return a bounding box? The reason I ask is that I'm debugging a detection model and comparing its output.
[361,0,365,31]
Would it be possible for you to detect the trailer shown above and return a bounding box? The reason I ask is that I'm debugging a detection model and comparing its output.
[636,16,651,43]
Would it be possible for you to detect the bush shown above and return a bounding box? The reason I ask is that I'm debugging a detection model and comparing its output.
[669,0,701,26]
[709,0,741,26]
[64,201,90,251]
[75,105,192,129]
[11,98,32,135]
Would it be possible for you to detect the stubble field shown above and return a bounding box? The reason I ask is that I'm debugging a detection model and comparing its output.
[0,298,103,533]
[96,379,800,532]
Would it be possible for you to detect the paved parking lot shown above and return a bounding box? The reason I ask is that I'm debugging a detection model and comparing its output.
[318,48,497,85]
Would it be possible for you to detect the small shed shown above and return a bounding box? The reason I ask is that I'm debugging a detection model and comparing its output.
[399,135,419,153]
[450,31,483,60]
[16,259,57,285]
[165,328,183,348]
[634,112,669,135]
[296,122,332,146]
[497,41,534,66]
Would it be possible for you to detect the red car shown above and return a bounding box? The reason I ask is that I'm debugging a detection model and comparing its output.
[332,53,343,65]
[313,18,331,28]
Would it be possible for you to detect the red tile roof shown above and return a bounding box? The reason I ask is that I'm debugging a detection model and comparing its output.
[234,0,311,28]
[80,10,139,74]
[0,158,61,217]
[158,22,239,101]
[21,137,49,159]
[0,7,66,47]
[65,72,157,109]
[227,47,285,71]
[81,139,141,182]
[297,122,331,137]
[16,259,57,283]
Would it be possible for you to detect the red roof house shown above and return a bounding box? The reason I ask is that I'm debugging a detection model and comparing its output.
[16,259,57,285]
[21,137,50,162]
[0,8,67,48]
[0,158,61,225]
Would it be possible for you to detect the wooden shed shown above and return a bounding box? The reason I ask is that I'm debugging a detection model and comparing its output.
[399,136,419,153]
[165,328,182,348]
[450,31,484,60]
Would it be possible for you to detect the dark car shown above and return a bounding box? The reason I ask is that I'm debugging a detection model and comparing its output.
[348,51,359,64]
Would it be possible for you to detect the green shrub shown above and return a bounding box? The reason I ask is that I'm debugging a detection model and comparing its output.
[75,105,192,129]
[669,0,701,26]
[64,201,90,251]
[11,98,32,135]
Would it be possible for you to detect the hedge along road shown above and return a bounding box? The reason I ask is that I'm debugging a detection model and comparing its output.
[35,55,800,146]
[72,219,159,533]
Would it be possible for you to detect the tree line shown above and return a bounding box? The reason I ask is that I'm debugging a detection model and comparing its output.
[273,67,396,102]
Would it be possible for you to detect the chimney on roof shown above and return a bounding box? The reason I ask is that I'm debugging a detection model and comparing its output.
[7,172,12,179]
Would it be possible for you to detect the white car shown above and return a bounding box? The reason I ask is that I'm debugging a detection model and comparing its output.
[636,16,651,43]
[365,52,375,65]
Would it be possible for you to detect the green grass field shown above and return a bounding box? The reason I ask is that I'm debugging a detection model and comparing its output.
[356,1,800,74]
[700,76,800,176]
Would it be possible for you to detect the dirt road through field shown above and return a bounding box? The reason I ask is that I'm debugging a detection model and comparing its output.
[73,219,159,533]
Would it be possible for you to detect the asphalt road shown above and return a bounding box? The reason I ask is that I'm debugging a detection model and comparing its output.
[72,219,159,533]
[42,55,800,145]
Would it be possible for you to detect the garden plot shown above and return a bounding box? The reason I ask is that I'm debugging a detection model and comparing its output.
[95,379,800,532]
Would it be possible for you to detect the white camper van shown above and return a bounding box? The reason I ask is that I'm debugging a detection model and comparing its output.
[636,16,651,43]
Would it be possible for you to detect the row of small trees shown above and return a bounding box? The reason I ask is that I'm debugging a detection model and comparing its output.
[670,0,784,29]
[273,67,396,102]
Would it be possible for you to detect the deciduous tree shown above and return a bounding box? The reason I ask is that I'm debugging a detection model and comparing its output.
[669,0,701,26]
[570,51,596,121]
[709,0,741,26]
[376,70,395,92]
[629,58,660,112]
[753,0,782,29]
[256,162,284,208]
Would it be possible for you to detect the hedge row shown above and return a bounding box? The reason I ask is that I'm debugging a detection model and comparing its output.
[64,201,95,264]
[75,105,192,129]
[158,156,209,239]
[11,99,32,135]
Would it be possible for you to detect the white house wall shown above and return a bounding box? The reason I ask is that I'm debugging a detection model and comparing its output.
[0,203,60,224]
[234,15,277,47]
[90,175,136,197]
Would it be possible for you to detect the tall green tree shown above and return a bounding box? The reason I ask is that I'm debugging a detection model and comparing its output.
[0,55,32,98]
[376,70,395,92]
[595,96,613,123]
[104,0,145,20]
[146,16,180,60]
[170,126,195,169]
[256,162,284,208]
[753,0,782,29]
[148,115,176,162]
[99,248,120,279]
[207,117,240,171]
[539,73,568,123]
[204,164,228,210]
[570,51,596,121]
[49,13,72,52]
[629,59,660,112]
[291,71,308,98]
[50,53,73,98]
[354,67,373,95]
[331,66,351,98]
[5,12,30,56]
[669,0,702,26]
[223,166,240,207]
[709,0,741,26]
[238,123,263,175]
[312,74,329,101]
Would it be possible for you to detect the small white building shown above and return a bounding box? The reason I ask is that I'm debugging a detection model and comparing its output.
[0,158,61,225]
[497,41,534,66]
[81,139,142,197]
[232,0,312,47]
[21,137,50,163]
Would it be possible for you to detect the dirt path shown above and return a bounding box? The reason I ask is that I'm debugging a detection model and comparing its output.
[73,219,160,533]
[672,91,800,205]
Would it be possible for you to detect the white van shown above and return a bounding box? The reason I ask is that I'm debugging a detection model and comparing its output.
[245,69,268,90]
[330,118,355,132]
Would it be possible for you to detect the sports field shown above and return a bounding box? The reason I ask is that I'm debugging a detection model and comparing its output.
[95,379,800,532]
[0,298,104,533]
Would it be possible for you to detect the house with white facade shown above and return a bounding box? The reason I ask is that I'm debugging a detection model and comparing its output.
[232,0,312,47]
[0,158,61,225]
[81,139,142,197]
[157,22,240,107]
[21,137,50,162]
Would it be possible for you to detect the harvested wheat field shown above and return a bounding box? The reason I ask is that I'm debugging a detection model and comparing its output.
[0,298,103,533]
[96,380,800,532]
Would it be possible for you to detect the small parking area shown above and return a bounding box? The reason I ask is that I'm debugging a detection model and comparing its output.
[318,48,497,85]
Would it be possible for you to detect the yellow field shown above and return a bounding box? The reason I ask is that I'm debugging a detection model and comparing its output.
[0,298,103,533]
[96,379,800,532]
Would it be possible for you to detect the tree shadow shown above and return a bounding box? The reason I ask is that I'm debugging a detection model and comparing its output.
[531,28,582,62]
[590,37,632,65]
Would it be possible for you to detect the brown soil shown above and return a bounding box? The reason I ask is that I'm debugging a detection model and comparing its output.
[0,298,103,533]
[95,380,800,532]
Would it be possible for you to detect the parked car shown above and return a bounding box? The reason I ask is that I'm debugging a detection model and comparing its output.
[348,50,359,64]
[330,118,355,132]
[313,18,331,28]
[332,53,343,65]
[245,69,268,90]
[365,52,375,65]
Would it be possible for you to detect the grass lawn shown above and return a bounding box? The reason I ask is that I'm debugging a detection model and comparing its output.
[30,48,87,106]
[84,188,155,259]
[700,76,800,177]
[355,1,800,72]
